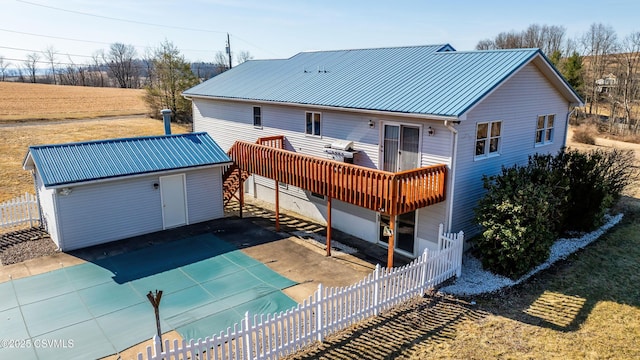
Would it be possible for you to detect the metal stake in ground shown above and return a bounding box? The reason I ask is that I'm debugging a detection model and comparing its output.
[146,290,163,351]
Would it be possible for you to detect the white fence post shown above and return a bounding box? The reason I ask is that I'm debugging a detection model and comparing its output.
[244,311,252,360]
[373,264,380,316]
[455,231,464,277]
[316,283,323,343]
[152,335,161,359]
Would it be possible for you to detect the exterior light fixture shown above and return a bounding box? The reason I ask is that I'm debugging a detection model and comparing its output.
[428,126,435,136]
[368,119,375,129]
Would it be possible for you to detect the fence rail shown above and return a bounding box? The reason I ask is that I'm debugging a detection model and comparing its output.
[0,193,40,231]
[138,225,464,360]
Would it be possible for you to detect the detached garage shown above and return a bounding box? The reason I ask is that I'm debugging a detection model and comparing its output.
[22,132,231,251]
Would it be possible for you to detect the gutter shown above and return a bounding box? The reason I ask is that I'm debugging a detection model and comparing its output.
[43,163,232,190]
[443,120,459,233]
[183,94,460,122]
[562,104,579,148]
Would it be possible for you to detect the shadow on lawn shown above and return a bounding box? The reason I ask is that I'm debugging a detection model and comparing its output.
[284,196,640,359]
[476,195,640,333]
[285,293,488,360]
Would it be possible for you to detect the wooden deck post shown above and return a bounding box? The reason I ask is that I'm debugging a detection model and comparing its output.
[326,196,332,257]
[387,214,396,268]
[275,179,280,231]
[239,176,244,219]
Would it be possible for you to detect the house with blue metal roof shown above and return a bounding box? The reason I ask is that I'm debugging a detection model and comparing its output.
[23,132,231,251]
[183,44,583,260]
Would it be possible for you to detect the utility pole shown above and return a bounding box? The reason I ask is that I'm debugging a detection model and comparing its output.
[226,33,233,69]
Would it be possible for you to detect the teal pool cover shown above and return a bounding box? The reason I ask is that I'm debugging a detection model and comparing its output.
[0,234,297,359]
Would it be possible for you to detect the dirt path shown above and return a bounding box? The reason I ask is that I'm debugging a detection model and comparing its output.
[0,114,147,128]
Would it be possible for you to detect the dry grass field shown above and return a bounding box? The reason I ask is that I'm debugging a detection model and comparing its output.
[0,118,189,202]
[0,82,149,122]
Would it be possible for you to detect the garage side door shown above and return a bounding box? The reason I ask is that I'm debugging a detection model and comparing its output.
[160,174,188,229]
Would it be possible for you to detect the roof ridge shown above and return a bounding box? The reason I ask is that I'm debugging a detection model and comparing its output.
[29,132,202,149]
[295,43,452,54]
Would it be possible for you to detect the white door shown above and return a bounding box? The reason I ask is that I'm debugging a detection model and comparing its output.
[160,174,187,229]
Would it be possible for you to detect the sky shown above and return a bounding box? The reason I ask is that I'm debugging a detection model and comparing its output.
[1,0,639,68]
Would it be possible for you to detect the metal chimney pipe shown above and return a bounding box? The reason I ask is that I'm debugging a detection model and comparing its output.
[160,109,172,135]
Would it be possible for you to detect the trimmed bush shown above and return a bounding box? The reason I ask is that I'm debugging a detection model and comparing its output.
[474,148,636,278]
[474,159,566,279]
[559,149,636,232]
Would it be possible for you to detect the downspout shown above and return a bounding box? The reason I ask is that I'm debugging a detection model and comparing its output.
[444,120,459,233]
[562,104,579,148]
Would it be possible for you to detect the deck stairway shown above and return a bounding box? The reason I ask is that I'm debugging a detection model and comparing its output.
[222,136,284,207]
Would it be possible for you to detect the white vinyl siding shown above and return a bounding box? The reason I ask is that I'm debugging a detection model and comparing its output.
[34,169,60,247]
[451,62,571,236]
[56,175,163,250]
[186,168,224,223]
[50,168,224,251]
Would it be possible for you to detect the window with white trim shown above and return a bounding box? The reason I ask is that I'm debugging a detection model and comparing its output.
[535,114,555,145]
[305,111,321,136]
[253,106,262,128]
[475,121,502,158]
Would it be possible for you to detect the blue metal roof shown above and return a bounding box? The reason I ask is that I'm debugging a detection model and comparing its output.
[184,44,582,117]
[25,132,231,187]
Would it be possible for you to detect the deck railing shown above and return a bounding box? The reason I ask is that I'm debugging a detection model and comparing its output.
[228,140,446,215]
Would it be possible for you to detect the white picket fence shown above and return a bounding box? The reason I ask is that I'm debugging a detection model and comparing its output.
[138,224,464,360]
[0,192,40,230]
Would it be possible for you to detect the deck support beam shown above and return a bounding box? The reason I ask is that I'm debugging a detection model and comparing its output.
[239,177,244,219]
[387,215,396,268]
[275,179,280,232]
[326,196,332,257]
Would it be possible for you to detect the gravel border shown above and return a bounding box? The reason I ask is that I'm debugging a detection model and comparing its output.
[440,213,624,297]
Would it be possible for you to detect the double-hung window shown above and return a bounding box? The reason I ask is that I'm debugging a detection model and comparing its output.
[305,112,321,136]
[535,114,555,145]
[475,121,502,158]
[253,106,262,128]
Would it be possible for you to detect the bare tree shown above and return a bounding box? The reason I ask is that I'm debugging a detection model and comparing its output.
[103,43,138,88]
[479,24,566,56]
[213,51,229,73]
[0,56,10,81]
[476,39,495,50]
[581,23,618,116]
[59,55,82,86]
[44,46,58,84]
[23,52,41,83]
[236,50,253,64]
[611,32,640,134]
[91,51,106,87]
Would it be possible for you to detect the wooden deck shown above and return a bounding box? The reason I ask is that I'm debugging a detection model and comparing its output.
[227,136,447,216]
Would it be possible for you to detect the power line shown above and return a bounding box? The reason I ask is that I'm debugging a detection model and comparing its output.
[16,0,283,58]
[18,0,227,34]
[0,45,94,59]
[0,28,215,54]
